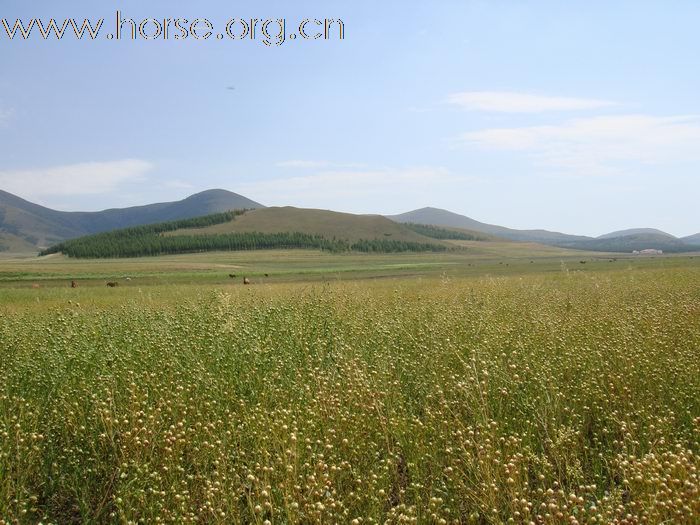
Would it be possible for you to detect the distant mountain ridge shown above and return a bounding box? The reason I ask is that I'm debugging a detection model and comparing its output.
[388,207,698,253]
[387,207,590,244]
[1,188,697,254]
[681,233,700,246]
[0,189,263,249]
[560,234,692,253]
[597,228,675,240]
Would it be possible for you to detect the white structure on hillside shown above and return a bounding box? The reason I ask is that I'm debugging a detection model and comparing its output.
[632,249,663,255]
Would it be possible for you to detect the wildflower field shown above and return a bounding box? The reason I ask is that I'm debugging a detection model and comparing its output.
[1,258,699,523]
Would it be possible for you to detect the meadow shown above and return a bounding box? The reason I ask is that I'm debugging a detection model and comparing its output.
[0,251,699,523]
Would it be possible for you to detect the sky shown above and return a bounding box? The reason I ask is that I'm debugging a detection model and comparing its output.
[1,0,699,237]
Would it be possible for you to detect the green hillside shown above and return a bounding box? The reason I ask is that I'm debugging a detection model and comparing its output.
[401,222,496,241]
[0,189,264,249]
[41,208,453,258]
[169,207,442,243]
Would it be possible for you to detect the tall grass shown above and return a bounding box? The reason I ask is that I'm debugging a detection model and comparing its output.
[1,269,699,523]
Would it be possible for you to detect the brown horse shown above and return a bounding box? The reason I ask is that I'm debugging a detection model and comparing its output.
[106,282,118,287]
[71,280,78,288]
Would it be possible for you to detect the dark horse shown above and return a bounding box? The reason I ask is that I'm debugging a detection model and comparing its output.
[106,282,118,287]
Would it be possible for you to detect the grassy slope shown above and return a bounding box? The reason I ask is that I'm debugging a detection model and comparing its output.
[402,222,500,241]
[168,207,448,244]
[0,197,82,247]
[0,231,39,253]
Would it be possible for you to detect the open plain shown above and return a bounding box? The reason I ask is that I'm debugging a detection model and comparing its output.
[1,250,699,523]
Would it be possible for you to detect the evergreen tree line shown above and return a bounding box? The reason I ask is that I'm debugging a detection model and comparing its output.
[403,222,488,241]
[40,210,246,256]
[349,238,447,253]
[39,216,449,259]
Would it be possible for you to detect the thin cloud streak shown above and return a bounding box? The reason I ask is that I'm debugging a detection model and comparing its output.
[459,114,700,176]
[163,179,195,190]
[0,159,154,201]
[448,91,615,113]
[276,160,331,169]
[276,160,367,170]
[240,166,466,212]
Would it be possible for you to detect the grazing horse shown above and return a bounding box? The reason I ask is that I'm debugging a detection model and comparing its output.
[106,282,118,287]
[71,280,78,288]
[31,283,40,289]
[243,277,250,285]
[229,273,236,278]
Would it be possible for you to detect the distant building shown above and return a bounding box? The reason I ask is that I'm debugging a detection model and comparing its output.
[632,249,663,255]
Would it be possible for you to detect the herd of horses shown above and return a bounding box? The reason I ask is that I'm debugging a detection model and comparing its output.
[55,274,262,288]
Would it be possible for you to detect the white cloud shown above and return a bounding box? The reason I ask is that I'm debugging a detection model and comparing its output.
[459,114,700,176]
[276,160,367,170]
[0,159,153,200]
[163,179,195,190]
[240,166,463,212]
[448,91,615,113]
[276,160,330,169]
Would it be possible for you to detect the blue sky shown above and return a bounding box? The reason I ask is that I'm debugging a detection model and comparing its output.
[1,0,698,237]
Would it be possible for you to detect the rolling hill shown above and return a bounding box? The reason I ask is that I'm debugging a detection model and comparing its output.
[0,189,263,249]
[41,208,454,258]
[390,207,699,253]
[597,228,675,239]
[3,188,698,255]
[681,233,700,246]
[170,207,447,243]
[388,207,590,244]
[556,233,694,253]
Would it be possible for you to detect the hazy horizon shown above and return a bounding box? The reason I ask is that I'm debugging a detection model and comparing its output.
[1,0,699,238]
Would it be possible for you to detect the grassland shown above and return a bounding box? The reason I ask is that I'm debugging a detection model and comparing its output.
[0,250,699,523]
[2,244,695,289]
